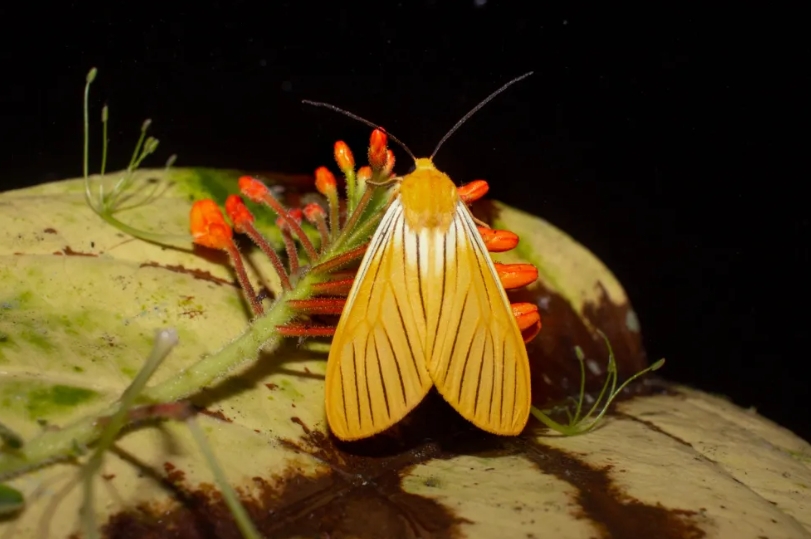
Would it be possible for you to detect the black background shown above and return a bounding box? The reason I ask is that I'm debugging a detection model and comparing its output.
[1,3,807,441]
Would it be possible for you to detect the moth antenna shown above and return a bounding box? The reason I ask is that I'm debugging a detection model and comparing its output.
[302,99,418,162]
[430,71,534,160]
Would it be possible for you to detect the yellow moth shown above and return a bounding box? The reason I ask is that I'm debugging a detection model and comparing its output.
[314,73,535,441]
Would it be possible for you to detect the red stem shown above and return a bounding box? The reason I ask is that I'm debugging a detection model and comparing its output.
[225,243,264,316]
[276,324,337,337]
[262,193,319,261]
[310,243,369,275]
[245,222,292,291]
[313,215,331,254]
[311,277,354,296]
[280,229,300,276]
[288,298,346,315]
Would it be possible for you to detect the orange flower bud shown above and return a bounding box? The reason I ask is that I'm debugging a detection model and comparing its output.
[522,320,542,344]
[383,149,396,175]
[511,302,541,331]
[315,166,337,196]
[495,263,538,289]
[225,195,254,233]
[190,199,233,250]
[458,180,489,204]
[191,199,261,315]
[303,202,330,246]
[477,227,519,252]
[334,141,355,172]
[357,166,372,184]
[303,202,326,222]
[238,175,269,203]
[368,128,388,169]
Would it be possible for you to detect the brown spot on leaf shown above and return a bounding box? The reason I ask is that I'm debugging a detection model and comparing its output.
[519,439,705,539]
[140,261,238,287]
[265,383,279,391]
[43,227,57,234]
[290,416,310,434]
[163,462,186,484]
[195,407,231,423]
[53,246,97,257]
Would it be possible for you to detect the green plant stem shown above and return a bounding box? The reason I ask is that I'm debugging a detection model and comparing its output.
[94,208,193,249]
[82,68,97,180]
[572,346,586,424]
[126,123,150,174]
[0,274,317,481]
[345,170,357,215]
[186,418,261,539]
[100,106,109,175]
[327,189,340,242]
[341,211,385,251]
[108,136,156,209]
[330,186,376,253]
[80,329,179,539]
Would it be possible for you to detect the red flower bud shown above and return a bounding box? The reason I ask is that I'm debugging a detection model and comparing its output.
[303,202,326,222]
[368,128,388,169]
[458,180,490,204]
[238,175,269,203]
[224,195,254,234]
[190,199,233,250]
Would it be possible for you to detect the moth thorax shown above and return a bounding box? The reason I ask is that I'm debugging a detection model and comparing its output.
[399,160,459,231]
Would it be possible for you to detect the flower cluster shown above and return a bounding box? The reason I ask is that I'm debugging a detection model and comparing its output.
[189,129,542,342]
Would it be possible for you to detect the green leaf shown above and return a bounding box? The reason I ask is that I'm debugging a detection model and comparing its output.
[2,170,810,538]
